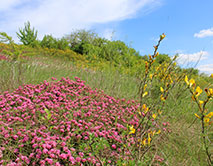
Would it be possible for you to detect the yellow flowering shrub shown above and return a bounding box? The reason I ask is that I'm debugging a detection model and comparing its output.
[185,75,212,164]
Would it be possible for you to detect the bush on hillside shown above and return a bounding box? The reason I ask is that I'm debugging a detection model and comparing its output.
[40,35,69,50]
[0,77,164,165]
[16,21,38,47]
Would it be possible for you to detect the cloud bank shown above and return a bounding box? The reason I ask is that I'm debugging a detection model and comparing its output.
[197,64,213,74]
[0,0,161,39]
[194,28,213,38]
[176,51,209,65]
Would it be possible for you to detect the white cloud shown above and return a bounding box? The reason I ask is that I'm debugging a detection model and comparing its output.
[197,64,213,74]
[0,0,161,40]
[0,0,22,11]
[194,28,213,38]
[176,51,209,65]
[101,29,115,40]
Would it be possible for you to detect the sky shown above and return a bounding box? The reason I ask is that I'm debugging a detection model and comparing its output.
[0,0,213,74]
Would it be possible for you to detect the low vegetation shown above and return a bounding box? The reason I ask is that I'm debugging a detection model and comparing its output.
[0,22,212,165]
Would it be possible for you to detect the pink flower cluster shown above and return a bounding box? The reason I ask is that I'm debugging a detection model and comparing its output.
[0,54,8,61]
[0,77,154,165]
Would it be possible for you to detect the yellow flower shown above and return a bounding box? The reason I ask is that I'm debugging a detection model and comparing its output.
[195,86,202,97]
[142,139,146,146]
[149,74,153,79]
[199,100,204,105]
[142,91,148,97]
[145,61,149,68]
[205,112,213,118]
[205,88,213,96]
[209,88,213,96]
[142,104,146,110]
[144,108,149,114]
[204,117,210,123]
[160,95,165,101]
[147,133,151,145]
[189,79,195,88]
[160,87,164,93]
[129,125,136,135]
[211,74,213,78]
[144,84,147,90]
[156,130,161,134]
[142,104,149,113]
[160,33,166,40]
[195,113,201,119]
[152,114,157,119]
[185,75,189,85]
[199,100,204,107]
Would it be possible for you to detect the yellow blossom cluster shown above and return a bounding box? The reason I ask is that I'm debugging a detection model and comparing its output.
[185,75,213,125]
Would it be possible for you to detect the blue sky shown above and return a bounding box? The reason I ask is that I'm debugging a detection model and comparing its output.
[0,0,213,74]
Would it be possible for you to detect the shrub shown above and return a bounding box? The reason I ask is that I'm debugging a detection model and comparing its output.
[16,21,38,47]
[40,35,57,49]
[40,35,69,50]
[0,77,163,165]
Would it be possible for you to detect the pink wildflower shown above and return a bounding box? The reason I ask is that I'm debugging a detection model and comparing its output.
[43,148,48,154]
[0,150,3,158]
[112,144,116,149]
[76,157,81,162]
[45,158,53,165]
[60,153,67,160]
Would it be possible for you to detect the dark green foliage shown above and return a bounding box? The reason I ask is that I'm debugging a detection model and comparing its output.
[56,37,69,50]
[16,21,38,47]
[183,67,199,75]
[82,37,141,66]
[141,55,148,61]
[0,32,13,43]
[64,29,143,71]
[40,35,69,50]
[65,29,98,53]
[142,54,171,65]
[155,54,171,64]
[40,35,56,49]
[0,32,22,61]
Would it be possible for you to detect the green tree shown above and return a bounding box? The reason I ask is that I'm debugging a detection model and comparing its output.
[56,37,69,50]
[16,21,38,47]
[40,35,69,50]
[65,29,98,54]
[40,35,57,49]
[183,67,199,75]
[0,32,21,60]
[155,54,171,64]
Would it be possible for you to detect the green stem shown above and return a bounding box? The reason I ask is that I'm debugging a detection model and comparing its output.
[201,114,212,165]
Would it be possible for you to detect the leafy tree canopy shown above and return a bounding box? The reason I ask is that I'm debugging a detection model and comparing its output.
[16,21,38,47]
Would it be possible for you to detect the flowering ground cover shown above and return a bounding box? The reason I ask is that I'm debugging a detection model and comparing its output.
[0,33,212,165]
[0,77,162,165]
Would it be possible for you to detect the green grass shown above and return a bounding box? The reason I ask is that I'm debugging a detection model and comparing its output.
[0,54,212,165]
[0,55,139,100]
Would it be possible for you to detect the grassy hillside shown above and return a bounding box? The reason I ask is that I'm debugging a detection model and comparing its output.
[0,32,212,165]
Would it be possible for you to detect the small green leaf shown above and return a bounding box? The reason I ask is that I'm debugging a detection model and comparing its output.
[44,108,51,120]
